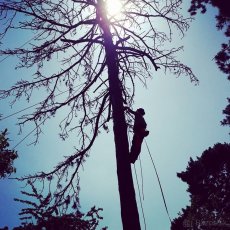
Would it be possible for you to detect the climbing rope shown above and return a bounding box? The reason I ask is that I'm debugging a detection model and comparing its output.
[127,131,146,229]
[133,164,147,230]
[144,140,172,223]
[138,156,145,200]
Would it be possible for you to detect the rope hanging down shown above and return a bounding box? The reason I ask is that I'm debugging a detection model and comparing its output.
[128,131,146,229]
[133,164,147,230]
[138,156,145,200]
[144,140,172,223]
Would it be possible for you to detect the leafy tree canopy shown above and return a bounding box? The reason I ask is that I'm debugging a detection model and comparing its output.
[171,143,230,230]
[12,210,107,230]
[12,181,106,230]
[189,0,230,30]
[189,0,230,127]
[0,129,18,179]
[221,98,230,127]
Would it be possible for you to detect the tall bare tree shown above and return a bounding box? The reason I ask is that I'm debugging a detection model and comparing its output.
[0,0,198,229]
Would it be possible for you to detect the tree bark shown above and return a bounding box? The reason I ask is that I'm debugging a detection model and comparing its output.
[98,2,141,229]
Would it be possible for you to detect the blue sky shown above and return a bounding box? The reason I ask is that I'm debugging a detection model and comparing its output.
[0,1,229,230]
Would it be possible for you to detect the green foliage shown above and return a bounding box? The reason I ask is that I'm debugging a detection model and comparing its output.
[221,98,230,127]
[13,209,107,230]
[171,143,230,230]
[13,181,107,230]
[0,129,18,178]
[215,44,230,81]
[188,0,230,127]
[188,0,230,28]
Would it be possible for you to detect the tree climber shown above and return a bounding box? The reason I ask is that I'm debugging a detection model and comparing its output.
[125,107,149,163]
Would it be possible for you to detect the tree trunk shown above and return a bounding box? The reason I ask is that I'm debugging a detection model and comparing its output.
[98,2,141,229]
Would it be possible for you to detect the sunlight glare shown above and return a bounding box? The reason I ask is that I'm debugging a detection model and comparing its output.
[106,0,122,17]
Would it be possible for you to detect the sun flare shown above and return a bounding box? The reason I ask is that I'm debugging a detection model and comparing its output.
[106,0,122,17]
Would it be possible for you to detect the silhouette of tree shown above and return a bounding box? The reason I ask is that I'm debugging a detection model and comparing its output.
[13,212,107,230]
[171,143,230,230]
[0,129,18,179]
[188,0,230,127]
[12,182,106,230]
[221,98,230,127]
[0,1,198,229]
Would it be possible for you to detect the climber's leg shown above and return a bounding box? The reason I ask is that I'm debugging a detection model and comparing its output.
[130,134,144,163]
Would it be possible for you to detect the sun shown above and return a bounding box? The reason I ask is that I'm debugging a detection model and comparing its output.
[106,0,122,17]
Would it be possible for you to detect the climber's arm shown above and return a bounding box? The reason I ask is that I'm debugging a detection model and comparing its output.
[124,106,136,115]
